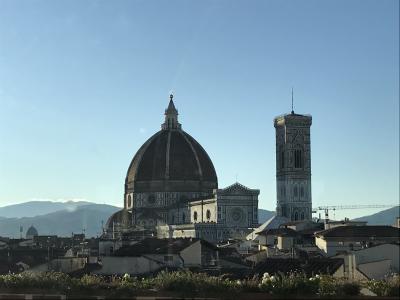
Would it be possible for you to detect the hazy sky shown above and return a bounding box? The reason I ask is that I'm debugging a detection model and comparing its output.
[0,0,398,219]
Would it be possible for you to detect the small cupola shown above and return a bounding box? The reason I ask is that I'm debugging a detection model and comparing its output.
[162,94,181,130]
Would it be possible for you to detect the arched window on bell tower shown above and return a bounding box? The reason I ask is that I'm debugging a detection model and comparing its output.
[280,149,285,169]
[294,149,303,168]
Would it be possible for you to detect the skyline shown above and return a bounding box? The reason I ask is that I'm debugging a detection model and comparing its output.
[0,0,399,220]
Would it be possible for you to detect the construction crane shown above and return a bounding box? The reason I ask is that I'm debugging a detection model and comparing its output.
[312,204,398,222]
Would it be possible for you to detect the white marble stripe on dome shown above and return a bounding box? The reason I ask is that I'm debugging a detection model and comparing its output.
[165,130,171,179]
[180,130,203,179]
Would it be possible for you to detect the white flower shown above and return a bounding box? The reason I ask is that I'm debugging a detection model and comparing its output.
[263,272,270,279]
[236,280,242,285]
[270,276,276,282]
[123,273,130,279]
[315,274,320,279]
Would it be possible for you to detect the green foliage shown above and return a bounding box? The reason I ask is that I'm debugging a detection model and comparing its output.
[259,272,319,296]
[238,276,260,293]
[317,275,337,296]
[153,270,238,296]
[341,282,361,296]
[0,270,372,297]
[318,275,361,296]
[367,275,400,297]
[0,272,73,291]
[77,274,106,290]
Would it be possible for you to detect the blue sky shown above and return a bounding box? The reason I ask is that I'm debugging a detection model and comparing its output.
[0,0,398,219]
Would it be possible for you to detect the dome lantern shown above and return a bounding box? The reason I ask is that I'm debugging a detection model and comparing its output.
[161,94,181,130]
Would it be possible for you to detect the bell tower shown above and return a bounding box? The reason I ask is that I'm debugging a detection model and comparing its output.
[274,106,312,221]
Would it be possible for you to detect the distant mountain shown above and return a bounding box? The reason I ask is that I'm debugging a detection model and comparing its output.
[0,200,275,237]
[0,204,121,238]
[353,206,399,225]
[258,209,275,224]
[0,200,92,218]
[1,199,397,238]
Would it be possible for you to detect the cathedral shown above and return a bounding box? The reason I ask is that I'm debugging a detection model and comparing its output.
[105,95,260,242]
[105,95,313,242]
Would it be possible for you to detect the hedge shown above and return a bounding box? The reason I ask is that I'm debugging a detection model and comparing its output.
[0,270,398,297]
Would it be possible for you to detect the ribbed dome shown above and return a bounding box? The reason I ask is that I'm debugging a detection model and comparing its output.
[125,129,218,192]
[125,97,218,194]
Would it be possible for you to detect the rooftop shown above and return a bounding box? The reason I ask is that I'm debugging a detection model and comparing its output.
[315,225,400,238]
[257,227,298,237]
[114,238,216,256]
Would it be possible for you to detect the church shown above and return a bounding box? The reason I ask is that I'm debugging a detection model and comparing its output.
[105,95,260,242]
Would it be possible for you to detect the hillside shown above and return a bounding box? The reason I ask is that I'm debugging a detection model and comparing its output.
[0,200,92,218]
[353,206,399,225]
[0,201,275,237]
[0,204,121,238]
[2,201,396,238]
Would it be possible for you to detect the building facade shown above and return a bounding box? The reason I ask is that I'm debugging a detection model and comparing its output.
[274,111,312,221]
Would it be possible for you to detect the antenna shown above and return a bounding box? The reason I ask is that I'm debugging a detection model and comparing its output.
[291,87,294,114]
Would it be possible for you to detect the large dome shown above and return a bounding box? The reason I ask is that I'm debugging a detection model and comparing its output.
[125,97,218,194]
[26,225,38,239]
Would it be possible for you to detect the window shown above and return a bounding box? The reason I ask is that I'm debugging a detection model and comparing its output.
[127,195,132,208]
[206,209,211,220]
[300,186,304,197]
[148,194,156,204]
[280,150,285,168]
[294,212,298,221]
[193,211,198,221]
[300,212,304,220]
[164,255,173,262]
[294,149,303,168]
[294,186,298,197]
[182,213,185,222]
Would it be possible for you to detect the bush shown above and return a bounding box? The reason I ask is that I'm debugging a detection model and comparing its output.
[318,275,337,296]
[238,276,260,293]
[367,275,400,297]
[0,270,376,297]
[259,272,319,296]
[153,270,238,296]
[341,282,360,296]
[78,274,106,290]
